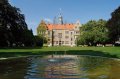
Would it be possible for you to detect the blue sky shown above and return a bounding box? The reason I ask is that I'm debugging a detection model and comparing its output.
[10,0,120,35]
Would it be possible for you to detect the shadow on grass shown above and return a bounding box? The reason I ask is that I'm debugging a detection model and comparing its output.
[0,52,33,58]
[0,47,42,49]
[0,50,118,58]
[68,50,118,58]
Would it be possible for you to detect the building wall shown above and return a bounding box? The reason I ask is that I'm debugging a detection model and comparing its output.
[47,29,78,46]
[55,30,74,46]
[45,21,81,46]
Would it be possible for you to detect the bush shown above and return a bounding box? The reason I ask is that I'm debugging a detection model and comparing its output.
[34,36,43,47]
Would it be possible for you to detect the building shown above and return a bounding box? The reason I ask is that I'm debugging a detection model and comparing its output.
[37,12,81,46]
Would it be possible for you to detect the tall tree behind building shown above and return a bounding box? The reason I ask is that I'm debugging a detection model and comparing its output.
[37,20,47,44]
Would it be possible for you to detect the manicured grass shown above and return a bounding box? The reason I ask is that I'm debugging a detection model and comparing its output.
[0,46,120,58]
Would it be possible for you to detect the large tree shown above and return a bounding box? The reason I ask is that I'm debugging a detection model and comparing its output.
[77,19,108,46]
[0,0,34,47]
[107,6,120,43]
[37,20,48,44]
[37,20,47,36]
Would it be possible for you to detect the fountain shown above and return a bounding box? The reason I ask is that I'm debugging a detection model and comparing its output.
[48,54,58,62]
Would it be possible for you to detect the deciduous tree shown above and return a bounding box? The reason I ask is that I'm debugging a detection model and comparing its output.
[0,0,34,47]
[77,19,108,46]
[107,6,120,43]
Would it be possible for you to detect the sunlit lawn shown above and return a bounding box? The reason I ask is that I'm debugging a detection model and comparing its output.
[0,46,120,58]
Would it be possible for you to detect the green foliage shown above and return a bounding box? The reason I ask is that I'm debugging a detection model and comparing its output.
[77,19,108,46]
[37,20,48,44]
[23,29,35,46]
[34,36,43,47]
[107,6,120,43]
[0,0,34,47]
[37,20,47,36]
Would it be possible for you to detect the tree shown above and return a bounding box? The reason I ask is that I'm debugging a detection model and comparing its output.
[37,20,48,44]
[37,20,47,36]
[77,19,108,46]
[0,0,9,47]
[23,29,35,46]
[93,19,108,45]
[34,36,43,47]
[0,0,34,47]
[107,6,120,43]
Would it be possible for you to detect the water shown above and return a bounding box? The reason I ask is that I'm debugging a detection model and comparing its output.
[0,55,120,79]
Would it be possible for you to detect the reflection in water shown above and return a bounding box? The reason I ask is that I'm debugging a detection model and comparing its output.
[0,55,120,79]
[0,57,29,79]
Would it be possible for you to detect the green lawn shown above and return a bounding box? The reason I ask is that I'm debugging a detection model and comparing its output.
[0,46,120,58]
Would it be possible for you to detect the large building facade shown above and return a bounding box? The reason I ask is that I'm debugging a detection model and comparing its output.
[37,13,81,46]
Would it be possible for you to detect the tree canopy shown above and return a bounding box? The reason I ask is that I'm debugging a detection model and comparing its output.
[37,20,48,44]
[107,6,120,43]
[37,20,47,36]
[77,19,108,46]
[0,0,34,47]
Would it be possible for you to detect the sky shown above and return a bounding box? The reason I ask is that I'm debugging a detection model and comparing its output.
[10,0,120,35]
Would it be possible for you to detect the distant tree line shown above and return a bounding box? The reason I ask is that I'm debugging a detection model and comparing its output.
[77,6,120,46]
[0,0,43,47]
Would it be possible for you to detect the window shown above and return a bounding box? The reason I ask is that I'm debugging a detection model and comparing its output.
[62,41,64,44]
[65,41,69,44]
[65,31,69,34]
[56,41,58,44]
[75,26,77,29]
[76,31,79,34]
[65,36,69,39]
[58,33,62,38]
[48,31,50,35]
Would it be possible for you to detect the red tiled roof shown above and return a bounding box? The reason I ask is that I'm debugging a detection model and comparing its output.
[47,24,74,30]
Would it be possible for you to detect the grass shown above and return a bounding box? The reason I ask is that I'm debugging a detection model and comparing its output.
[0,46,120,58]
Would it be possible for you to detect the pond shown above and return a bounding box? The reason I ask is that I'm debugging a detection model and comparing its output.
[0,55,120,79]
